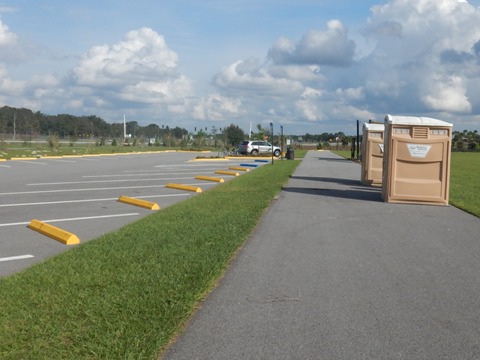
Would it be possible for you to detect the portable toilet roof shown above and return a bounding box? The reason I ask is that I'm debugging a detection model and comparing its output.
[363,123,385,131]
[385,114,452,127]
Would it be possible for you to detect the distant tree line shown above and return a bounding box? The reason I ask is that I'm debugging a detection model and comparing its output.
[0,106,188,146]
[452,130,480,151]
[0,106,350,149]
[1,105,478,150]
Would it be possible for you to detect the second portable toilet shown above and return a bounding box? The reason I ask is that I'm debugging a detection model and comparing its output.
[361,123,385,186]
[382,115,453,205]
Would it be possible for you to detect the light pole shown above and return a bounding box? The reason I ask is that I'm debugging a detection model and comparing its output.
[270,122,274,165]
[280,125,284,160]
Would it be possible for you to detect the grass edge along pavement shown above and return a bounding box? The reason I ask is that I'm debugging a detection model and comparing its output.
[0,159,300,360]
[332,150,480,218]
[449,152,480,217]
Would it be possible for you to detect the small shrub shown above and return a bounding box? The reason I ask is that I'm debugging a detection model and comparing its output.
[47,134,61,150]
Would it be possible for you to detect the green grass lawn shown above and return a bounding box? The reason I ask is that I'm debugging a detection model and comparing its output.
[331,149,354,159]
[0,160,300,360]
[449,152,480,216]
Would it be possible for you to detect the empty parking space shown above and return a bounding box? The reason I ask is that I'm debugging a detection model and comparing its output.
[0,152,266,276]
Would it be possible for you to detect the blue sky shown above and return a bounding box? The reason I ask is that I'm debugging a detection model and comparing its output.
[1,0,480,135]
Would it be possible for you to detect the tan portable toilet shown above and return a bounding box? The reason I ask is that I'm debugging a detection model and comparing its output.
[361,123,384,186]
[382,115,452,205]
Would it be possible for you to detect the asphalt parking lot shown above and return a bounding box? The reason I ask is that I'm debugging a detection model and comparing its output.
[0,151,263,277]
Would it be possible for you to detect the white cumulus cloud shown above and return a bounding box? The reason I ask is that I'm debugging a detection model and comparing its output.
[213,59,305,95]
[74,27,180,86]
[268,20,356,67]
[192,93,242,121]
[0,19,16,46]
[0,64,24,96]
[358,0,480,119]
[71,27,192,109]
[422,75,472,112]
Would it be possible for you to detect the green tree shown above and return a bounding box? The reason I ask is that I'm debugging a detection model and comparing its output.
[143,124,161,138]
[251,124,267,140]
[172,126,188,139]
[223,124,245,147]
[126,121,139,138]
[211,126,219,148]
[193,129,207,148]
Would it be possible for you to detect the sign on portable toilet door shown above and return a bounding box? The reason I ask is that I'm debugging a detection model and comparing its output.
[406,144,432,158]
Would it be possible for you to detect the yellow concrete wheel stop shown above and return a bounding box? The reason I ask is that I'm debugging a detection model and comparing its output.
[166,183,202,192]
[27,220,80,245]
[195,175,225,182]
[215,170,239,176]
[117,196,160,210]
[229,166,250,172]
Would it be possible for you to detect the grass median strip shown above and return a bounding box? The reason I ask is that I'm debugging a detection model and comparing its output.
[449,152,480,217]
[0,159,300,360]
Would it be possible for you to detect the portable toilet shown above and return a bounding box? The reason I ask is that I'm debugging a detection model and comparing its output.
[382,115,453,205]
[361,123,384,186]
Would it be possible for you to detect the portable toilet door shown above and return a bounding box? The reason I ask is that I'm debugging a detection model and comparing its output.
[382,115,453,205]
[361,123,385,186]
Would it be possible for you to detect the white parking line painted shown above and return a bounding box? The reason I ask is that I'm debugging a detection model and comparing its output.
[27,176,195,186]
[13,161,48,165]
[0,183,211,196]
[183,182,216,187]
[0,213,140,227]
[83,171,207,178]
[0,193,189,208]
[0,184,167,196]
[154,165,231,169]
[0,164,10,168]
[49,159,77,163]
[123,165,230,173]
[124,169,174,173]
[152,164,206,168]
[0,254,34,262]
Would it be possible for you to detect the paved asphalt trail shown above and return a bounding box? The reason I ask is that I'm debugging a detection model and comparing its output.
[162,150,480,360]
